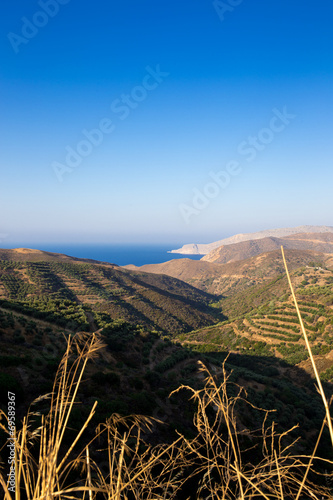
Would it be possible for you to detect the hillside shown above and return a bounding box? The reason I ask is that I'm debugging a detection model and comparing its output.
[170,225,333,254]
[124,258,225,289]
[202,232,333,264]
[0,249,221,335]
[177,262,333,378]
[127,249,330,296]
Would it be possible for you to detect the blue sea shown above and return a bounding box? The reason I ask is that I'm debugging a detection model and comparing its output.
[4,243,203,267]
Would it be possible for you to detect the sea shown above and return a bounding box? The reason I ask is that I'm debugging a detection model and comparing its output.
[4,243,203,267]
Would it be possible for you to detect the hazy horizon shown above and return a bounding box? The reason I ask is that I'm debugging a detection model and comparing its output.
[2,223,333,251]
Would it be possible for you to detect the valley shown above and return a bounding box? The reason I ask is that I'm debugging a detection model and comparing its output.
[1,229,333,497]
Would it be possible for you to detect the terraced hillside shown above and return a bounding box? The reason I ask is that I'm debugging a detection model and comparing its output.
[178,264,333,382]
[0,255,221,335]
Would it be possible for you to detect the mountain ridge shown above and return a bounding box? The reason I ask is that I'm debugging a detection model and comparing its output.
[169,225,333,255]
[0,247,116,266]
[202,232,333,264]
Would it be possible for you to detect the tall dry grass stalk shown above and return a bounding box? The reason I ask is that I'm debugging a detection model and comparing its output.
[281,246,333,446]
[0,250,332,498]
[1,332,106,499]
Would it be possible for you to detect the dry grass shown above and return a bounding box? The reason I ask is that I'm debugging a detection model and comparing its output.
[0,332,188,499]
[0,249,332,499]
[281,246,333,445]
[171,359,333,500]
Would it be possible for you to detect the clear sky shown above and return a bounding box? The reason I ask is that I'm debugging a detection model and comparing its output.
[1,0,333,245]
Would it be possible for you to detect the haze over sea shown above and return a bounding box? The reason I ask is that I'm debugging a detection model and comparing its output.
[1,243,202,267]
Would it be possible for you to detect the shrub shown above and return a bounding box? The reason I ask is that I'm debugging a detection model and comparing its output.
[91,371,120,386]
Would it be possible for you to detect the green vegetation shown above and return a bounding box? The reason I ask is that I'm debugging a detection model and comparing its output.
[0,297,90,330]
[0,259,219,334]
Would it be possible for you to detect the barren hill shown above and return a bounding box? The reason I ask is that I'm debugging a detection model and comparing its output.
[170,225,333,255]
[125,258,223,282]
[202,232,333,264]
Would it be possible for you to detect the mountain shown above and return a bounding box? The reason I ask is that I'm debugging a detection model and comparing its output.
[201,232,333,264]
[0,248,221,334]
[123,249,330,296]
[169,225,333,255]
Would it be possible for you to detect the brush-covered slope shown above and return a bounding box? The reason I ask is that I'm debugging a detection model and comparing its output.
[170,225,333,255]
[0,249,221,334]
[0,306,330,459]
[202,232,333,264]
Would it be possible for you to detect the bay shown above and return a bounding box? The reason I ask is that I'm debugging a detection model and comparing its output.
[5,243,203,267]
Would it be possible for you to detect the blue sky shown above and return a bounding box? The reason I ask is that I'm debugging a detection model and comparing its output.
[1,0,333,246]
